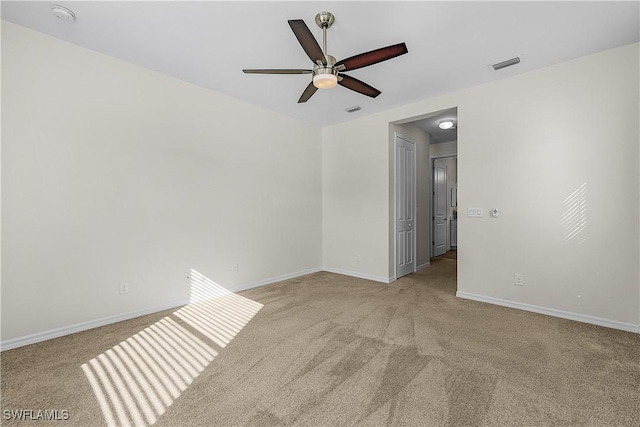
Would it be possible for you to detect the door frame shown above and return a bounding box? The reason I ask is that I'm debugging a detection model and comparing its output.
[393,132,417,280]
[430,153,457,258]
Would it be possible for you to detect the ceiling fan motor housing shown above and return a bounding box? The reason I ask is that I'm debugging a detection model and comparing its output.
[314,55,336,72]
[313,66,338,78]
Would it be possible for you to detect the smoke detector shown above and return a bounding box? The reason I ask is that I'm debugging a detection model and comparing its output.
[51,5,76,21]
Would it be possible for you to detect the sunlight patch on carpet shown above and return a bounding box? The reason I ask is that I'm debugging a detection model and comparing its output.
[81,269,263,426]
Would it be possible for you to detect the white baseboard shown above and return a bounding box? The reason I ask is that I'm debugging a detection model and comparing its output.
[0,299,190,352]
[322,267,392,284]
[1,267,324,352]
[456,291,640,334]
[231,267,323,292]
[416,262,431,271]
[322,263,431,284]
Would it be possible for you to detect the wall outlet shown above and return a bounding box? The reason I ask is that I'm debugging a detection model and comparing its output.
[119,282,129,294]
[356,253,361,262]
[232,263,239,273]
[514,274,524,286]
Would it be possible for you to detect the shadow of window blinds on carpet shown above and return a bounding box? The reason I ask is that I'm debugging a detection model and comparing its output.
[81,269,263,426]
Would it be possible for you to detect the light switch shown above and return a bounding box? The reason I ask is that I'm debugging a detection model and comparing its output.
[467,208,483,218]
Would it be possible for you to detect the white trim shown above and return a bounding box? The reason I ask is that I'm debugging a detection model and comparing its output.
[322,267,392,284]
[0,267,324,351]
[430,152,458,160]
[456,291,640,334]
[0,299,189,351]
[230,267,323,293]
[416,262,431,271]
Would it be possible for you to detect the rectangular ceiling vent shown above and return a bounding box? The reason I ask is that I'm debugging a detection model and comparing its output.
[491,56,521,71]
[345,105,361,113]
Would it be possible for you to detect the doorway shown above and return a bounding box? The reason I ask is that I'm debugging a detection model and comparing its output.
[390,106,458,281]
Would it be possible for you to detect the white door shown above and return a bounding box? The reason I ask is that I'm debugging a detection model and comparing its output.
[432,159,447,257]
[395,135,415,278]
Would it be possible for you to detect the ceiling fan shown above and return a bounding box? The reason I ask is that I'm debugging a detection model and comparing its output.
[243,12,408,103]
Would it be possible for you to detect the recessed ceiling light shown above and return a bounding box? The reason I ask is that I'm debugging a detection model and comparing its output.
[439,120,454,130]
[51,5,76,21]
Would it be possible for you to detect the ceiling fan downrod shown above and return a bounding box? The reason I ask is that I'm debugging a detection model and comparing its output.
[315,11,334,59]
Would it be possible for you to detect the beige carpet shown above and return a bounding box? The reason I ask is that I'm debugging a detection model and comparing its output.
[2,258,639,426]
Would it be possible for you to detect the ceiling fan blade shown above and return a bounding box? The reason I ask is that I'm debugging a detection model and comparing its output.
[298,82,318,103]
[336,43,408,71]
[338,74,381,98]
[288,19,327,66]
[243,69,312,74]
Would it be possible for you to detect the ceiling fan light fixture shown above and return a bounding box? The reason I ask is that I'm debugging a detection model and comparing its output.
[439,120,454,130]
[313,69,338,89]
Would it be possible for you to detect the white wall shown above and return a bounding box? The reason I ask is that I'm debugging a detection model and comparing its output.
[1,22,322,342]
[2,23,638,344]
[322,116,390,282]
[323,43,640,329]
[430,140,458,158]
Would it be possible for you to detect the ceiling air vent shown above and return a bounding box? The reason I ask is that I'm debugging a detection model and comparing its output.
[345,105,361,113]
[491,56,521,71]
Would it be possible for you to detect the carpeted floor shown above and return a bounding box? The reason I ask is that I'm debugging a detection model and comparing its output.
[2,258,639,426]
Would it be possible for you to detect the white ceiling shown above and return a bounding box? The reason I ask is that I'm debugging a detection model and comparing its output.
[2,1,638,128]
[413,108,458,144]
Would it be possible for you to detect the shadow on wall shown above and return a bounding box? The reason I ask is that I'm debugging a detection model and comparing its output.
[81,269,263,426]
